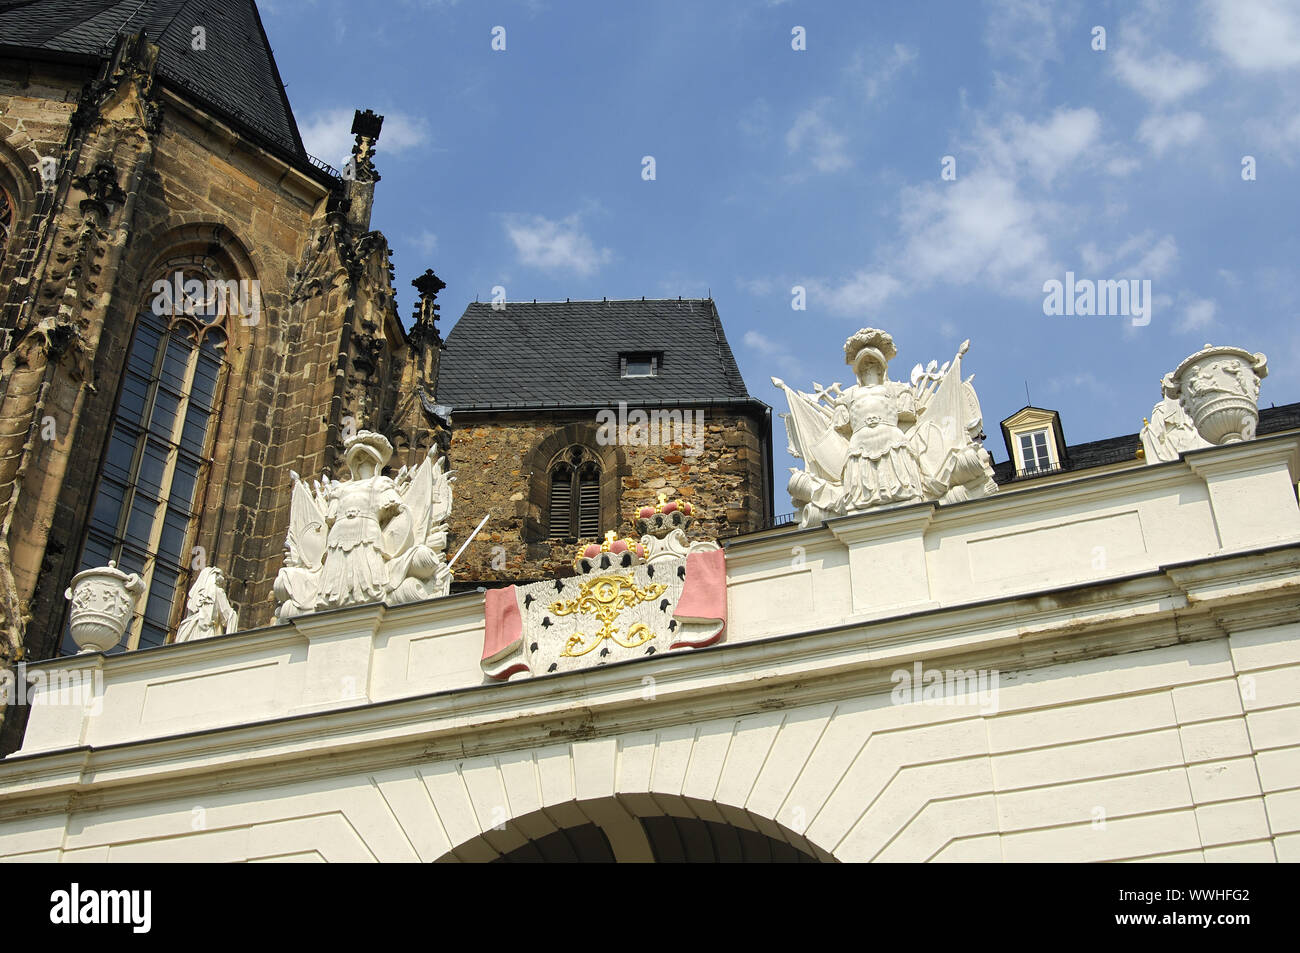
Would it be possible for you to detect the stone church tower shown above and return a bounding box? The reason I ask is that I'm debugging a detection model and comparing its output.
[0,2,771,754]
[0,2,449,752]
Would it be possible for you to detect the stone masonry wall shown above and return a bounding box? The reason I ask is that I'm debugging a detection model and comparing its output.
[446,409,769,583]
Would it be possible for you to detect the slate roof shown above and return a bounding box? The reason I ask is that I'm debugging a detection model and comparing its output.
[436,299,755,408]
[992,401,1300,484]
[0,0,307,161]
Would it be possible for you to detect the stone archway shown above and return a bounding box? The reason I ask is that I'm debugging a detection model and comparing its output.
[435,794,835,863]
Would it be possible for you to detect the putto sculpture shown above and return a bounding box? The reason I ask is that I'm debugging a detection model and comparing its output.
[274,431,454,621]
[174,567,239,643]
[1142,344,1269,464]
[773,328,997,527]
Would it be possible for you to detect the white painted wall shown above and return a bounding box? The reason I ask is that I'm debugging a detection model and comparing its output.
[2,435,1297,861]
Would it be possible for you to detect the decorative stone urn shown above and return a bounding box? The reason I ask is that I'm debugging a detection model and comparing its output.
[64,561,144,654]
[1165,345,1268,445]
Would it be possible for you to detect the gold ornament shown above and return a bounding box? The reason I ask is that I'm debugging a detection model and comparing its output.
[551,573,668,658]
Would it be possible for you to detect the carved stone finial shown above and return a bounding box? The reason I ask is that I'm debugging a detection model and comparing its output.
[410,269,446,345]
[348,108,384,182]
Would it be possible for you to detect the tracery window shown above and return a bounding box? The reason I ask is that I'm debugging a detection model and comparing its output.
[0,187,13,270]
[61,285,230,653]
[547,447,602,540]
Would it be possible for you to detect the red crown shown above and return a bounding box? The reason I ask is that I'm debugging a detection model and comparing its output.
[635,492,696,537]
[573,530,646,574]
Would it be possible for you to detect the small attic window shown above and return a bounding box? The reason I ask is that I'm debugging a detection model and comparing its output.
[1001,406,1066,479]
[620,352,661,378]
[1018,430,1052,473]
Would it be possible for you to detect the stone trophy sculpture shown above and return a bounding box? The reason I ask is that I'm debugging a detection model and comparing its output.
[174,567,239,643]
[274,431,454,622]
[773,328,997,528]
[1142,344,1268,464]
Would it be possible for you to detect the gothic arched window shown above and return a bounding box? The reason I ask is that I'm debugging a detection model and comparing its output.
[62,277,231,653]
[547,447,602,540]
[0,187,13,270]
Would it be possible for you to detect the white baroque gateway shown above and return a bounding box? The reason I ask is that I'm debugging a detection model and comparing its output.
[774,328,997,528]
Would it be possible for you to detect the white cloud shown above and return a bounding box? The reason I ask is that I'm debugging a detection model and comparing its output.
[736,276,775,296]
[504,213,613,276]
[1106,156,1141,176]
[738,98,771,138]
[983,0,1069,93]
[1182,297,1217,330]
[1078,231,1179,278]
[743,328,807,378]
[974,107,1103,184]
[897,170,1056,294]
[1137,111,1206,156]
[411,230,438,256]
[807,271,902,316]
[1113,50,1212,103]
[744,330,781,354]
[786,101,852,174]
[847,43,918,102]
[1205,0,1300,71]
[299,108,430,167]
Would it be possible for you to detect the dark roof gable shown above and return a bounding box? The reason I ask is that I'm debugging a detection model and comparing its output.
[436,298,752,408]
[0,0,306,160]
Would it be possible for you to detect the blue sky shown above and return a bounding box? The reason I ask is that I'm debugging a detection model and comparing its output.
[261,0,1300,476]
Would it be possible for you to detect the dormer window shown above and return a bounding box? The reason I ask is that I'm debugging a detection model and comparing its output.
[1000,406,1066,478]
[1019,430,1052,473]
[620,352,661,377]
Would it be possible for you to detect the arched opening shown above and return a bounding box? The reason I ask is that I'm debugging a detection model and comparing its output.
[547,446,602,540]
[522,424,625,544]
[438,795,835,863]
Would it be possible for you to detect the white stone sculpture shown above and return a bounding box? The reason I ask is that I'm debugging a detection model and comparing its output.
[1163,344,1268,446]
[773,329,997,528]
[1141,391,1210,464]
[64,561,144,654]
[174,567,239,643]
[274,431,454,622]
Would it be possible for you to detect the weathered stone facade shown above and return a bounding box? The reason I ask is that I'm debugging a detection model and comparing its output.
[0,25,770,757]
[0,34,445,753]
[446,408,770,582]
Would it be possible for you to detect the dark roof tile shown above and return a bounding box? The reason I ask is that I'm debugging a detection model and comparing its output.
[437,299,752,407]
[992,401,1300,483]
[0,0,306,159]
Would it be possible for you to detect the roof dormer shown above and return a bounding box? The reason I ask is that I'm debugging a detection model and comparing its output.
[1001,406,1067,477]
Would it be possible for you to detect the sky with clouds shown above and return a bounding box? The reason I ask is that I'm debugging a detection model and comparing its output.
[261,0,1300,480]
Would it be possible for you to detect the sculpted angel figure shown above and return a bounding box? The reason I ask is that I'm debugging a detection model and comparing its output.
[274,431,454,622]
[834,329,926,508]
[773,328,997,527]
[174,566,238,643]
